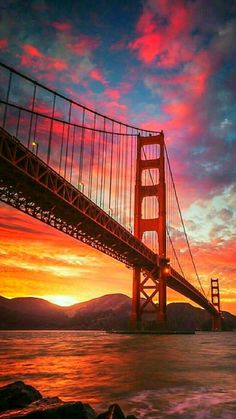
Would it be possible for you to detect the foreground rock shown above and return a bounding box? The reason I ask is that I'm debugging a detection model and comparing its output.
[97,404,125,419]
[0,382,42,412]
[96,404,136,419]
[0,382,137,419]
[0,397,96,418]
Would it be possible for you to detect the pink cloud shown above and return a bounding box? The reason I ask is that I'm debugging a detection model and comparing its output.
[81,92,129,123]
[68,36,99,55]
[51,21,72,32]
[144,50,212,109]
[23,44,43,58]
[105,88,121,100]
[130,33,162,64]
[50,58,67,71]
[89,68,107,85]
[104,83,132,101]
[129,2,194,67]
[20,44,68,75]
[162,101,191,120]
[119,82,133,95]
[136,7,156,34]
[99,100,128,122]
[0,39,8,49]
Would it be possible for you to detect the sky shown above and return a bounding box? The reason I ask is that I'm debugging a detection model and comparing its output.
[0,0,235,313]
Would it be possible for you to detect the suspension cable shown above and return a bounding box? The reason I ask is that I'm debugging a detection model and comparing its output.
[0,61,161,135]
[164,145,206,297]
[142,148,185,276]
[166,228,186,277]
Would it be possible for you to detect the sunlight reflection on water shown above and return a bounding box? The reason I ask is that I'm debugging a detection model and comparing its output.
[1,331,236,417]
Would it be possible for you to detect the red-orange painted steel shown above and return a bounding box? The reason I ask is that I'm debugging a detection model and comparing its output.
[211,278,222,331]
[132,133,167,329]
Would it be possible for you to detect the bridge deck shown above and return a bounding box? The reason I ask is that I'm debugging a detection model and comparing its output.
[0,127,218,317]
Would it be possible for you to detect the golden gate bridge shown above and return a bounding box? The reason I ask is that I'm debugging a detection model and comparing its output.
[0,62,221,331]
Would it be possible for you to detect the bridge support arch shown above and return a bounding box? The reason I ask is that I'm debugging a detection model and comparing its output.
[132,132,167,330]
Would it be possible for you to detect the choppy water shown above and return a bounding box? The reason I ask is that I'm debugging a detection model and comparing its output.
[0,331,236,418]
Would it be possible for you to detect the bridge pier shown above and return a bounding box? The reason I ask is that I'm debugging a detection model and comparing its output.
[131,268,141,330]
[212,314,222,331]
[156,272,167,327]
[131,267,167,330]
[131,132,167,331]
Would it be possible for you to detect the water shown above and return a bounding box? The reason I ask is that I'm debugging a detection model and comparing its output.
[0,331,236,418]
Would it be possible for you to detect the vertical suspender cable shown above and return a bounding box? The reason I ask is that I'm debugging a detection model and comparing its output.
[103,130,108,210]
[70,124,76,183]
[78,107,85,189]
[47,94,56,165]
[129,129,134,232]
[123,126,129,227]
[27,83,36,147]
[59,122,65,174]
[96,129,101,205]
[115,124,121,222]
[100,117,106,208]
[88,114,96,199]
[16,108,21,138]
[3,71,12,129]
[165,146,206,296]
[64,102,72,179]
[33,114,38,148]
[120,128,124,225]
[108,121,114,215]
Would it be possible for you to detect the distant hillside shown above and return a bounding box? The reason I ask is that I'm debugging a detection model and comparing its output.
[66,293,131,317]
[0,296,68,329]
[0,294,235,331]
[167,303,211,331]
[66,293,131,330]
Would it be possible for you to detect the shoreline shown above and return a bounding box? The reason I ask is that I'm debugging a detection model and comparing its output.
[0,381,137,419]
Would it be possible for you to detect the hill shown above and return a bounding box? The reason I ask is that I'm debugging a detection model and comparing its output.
[0,296,68,329]
[0,294,235,331]
[65,293,131,329]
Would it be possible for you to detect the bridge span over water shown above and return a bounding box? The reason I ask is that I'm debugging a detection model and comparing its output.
[0,62,221,330]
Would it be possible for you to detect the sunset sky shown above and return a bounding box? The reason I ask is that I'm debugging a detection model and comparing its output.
[0,0,235,313]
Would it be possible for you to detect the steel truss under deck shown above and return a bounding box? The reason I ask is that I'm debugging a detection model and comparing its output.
[0,127,157,269]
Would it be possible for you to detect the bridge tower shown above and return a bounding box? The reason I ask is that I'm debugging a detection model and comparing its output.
[132,132,168,330]
[211,278,222,331]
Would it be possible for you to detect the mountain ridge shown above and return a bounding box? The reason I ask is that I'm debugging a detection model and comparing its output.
[0,294,235,331]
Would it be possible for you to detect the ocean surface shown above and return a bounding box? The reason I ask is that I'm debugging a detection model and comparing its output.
[0,331,236,418]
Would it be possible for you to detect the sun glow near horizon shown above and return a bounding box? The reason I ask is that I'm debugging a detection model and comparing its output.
[44,295,80,307]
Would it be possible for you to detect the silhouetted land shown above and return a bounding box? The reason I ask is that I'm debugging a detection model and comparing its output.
[0,294,235,331]
[0,381,135,418]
